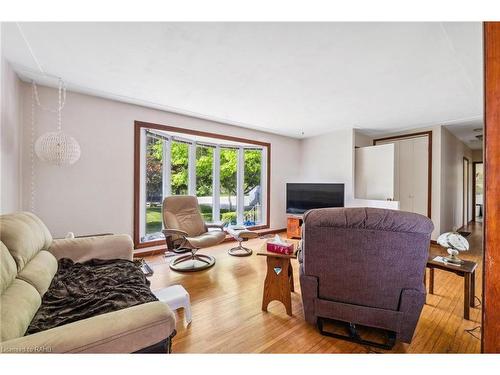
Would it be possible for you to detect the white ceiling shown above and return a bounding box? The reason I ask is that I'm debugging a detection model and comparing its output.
[444,121,483,150]
[2,22,483,139]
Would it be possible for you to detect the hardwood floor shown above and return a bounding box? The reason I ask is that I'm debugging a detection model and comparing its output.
[144,223,483,353]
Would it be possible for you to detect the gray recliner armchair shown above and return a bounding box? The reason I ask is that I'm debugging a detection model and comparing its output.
[162,195,226,272]
[299,207,433,348]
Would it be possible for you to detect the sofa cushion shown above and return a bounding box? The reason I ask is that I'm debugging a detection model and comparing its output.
[0,212,53,271]
[27,258,158,335]
[49,235,133,262]
[0,242,17,295]
[0,279,41,341]
[17,250,58,296]
[185,230,226,248]
[0,301,175,353]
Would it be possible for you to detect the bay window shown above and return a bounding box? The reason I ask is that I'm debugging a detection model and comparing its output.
[220,147,238,225]
[135,122,270,246]
[196,145,214,222]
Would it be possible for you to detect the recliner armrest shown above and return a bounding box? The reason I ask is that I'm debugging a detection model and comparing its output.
[0,301,175,354]
[162,229,189,237]
[49,234,133,262]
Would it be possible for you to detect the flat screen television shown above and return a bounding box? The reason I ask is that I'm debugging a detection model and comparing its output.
[286,183,344,214]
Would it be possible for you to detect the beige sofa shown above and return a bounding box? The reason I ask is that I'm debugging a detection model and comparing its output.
[0,212,176,353]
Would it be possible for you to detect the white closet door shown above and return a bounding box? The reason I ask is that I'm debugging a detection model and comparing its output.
[412,136,429,216]
[398,138,414,213]
[393,141,401,201]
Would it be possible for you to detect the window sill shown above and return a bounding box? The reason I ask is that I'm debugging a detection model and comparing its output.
[133,226,285,256]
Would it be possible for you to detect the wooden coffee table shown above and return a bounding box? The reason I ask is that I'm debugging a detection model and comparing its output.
[257,242,297,316]
[425,254,478,320]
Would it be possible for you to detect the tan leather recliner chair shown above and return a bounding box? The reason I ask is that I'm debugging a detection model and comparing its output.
[162,195,226,272]
[0,212,176,353]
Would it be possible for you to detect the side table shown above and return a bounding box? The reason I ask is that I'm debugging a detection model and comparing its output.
[425,254,477,320]
[257,244,297,316]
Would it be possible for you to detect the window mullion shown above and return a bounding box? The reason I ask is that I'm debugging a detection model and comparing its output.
[162,140,171,200]
[213,146,221,222]
[237,146,245,225]
[188,143,196,196]
[140,129,147,240]
[261,147,268,226]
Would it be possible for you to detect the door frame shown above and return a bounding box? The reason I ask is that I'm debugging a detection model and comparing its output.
[373,131,432,218]
[483,21,500,353]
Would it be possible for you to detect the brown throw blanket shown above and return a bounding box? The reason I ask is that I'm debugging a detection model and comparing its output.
[26,258,158,335]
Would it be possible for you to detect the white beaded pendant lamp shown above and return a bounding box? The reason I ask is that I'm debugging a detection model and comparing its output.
[33,79,81,166]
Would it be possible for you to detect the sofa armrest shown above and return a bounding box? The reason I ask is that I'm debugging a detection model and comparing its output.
[0,301,176,353]
[49,234,133,262]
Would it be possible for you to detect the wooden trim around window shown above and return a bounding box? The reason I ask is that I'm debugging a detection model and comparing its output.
[134,227,287,257]
[373,130,433,219]
[483,21,500,353]
[133,120,271,248]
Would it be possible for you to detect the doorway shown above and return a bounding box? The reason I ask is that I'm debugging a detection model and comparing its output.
[463,157,470,228]
[473,162,484,223]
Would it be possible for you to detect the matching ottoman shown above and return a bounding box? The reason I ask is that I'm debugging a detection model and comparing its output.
[226,227,260,256]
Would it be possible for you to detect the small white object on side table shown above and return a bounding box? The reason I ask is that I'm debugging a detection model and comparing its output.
[153,285,192,325]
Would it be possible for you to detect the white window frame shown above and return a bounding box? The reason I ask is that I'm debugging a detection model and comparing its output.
[139,128,147,241]
[212,145,221,222]
[237,146,245,225]
[162,139,171,199]
[260,147,268,226]
[188,143,196,196]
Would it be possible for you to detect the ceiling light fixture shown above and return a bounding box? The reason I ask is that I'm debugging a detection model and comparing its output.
[32,79,81,166]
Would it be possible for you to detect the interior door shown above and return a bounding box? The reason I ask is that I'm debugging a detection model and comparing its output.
[398,138,414,212]
[375,133,430,217]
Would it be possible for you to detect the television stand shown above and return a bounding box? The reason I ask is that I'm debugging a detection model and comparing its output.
[287,215,303,239]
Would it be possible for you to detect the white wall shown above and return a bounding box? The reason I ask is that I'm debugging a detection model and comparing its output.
[354,130,373,148]
[20,83,301,237]
[472,149,483,162]
[299,128,399,211]
[0,52,22,213]
[299,128,355,202]
[355,144,395,200]
[440,126,473,232]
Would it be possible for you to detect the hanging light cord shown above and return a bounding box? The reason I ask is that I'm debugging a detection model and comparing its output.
[31,84,36,213]
[32,79,66,115]
[30,79,67,212]
[22,18,67,212]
